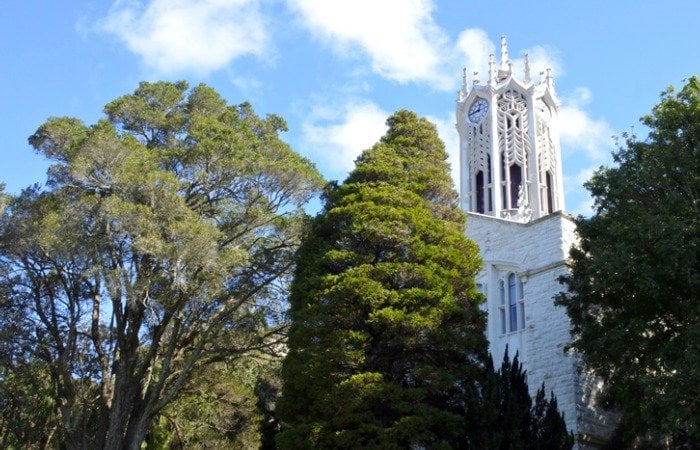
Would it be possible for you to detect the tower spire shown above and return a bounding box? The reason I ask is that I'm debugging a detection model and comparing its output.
[497,35,512,81]
[500,35,509,69]
[546,67,554,90]
[458,67,468,101]
[524,53,531,83]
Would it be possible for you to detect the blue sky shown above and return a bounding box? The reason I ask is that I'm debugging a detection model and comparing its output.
[1,0,697,215]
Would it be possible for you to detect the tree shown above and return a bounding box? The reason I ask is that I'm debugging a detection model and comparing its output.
[0,358,59,447]
[478,349,573,450]
[530,388,573,450]
[557,76,700,447]
[1,182,61,447]
[0,81,323,449]
[277,110,488,449]
[145,356,281,449]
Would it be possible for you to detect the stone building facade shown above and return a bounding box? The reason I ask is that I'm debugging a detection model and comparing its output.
[455,37,615,447]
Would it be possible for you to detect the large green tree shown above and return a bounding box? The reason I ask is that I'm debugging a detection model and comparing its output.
[557,76,700,446]
[0,81,323,449]
[277,110,488,449]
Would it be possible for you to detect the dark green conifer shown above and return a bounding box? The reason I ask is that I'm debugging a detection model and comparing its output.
[277,110,487,449]
[477,348,574,450]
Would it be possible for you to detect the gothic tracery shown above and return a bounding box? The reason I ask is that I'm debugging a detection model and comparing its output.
[497,89,530,169]
[458,37,563,221]
[497,89,530,210]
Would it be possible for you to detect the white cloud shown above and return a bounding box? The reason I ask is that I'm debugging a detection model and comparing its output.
[301,101,389,178]
[453,29,494,82]
[99,0,269,74]
[555,88,616,217]
[563,86,592,108]
[227,73,263,96]
[564,166,597,194]
[518,45,564,81]
[563,165,597,216]
[288,0,453,89]
[558,88,615,162]
[427,112,460,188]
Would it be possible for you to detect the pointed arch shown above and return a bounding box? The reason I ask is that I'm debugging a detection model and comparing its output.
[497,89,530,211]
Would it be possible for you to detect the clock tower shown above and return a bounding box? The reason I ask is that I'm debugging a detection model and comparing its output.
[456,37,615,448]
[457,36,563,221]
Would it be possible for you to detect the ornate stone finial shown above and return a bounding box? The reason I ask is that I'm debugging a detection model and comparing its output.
[517,184,526,208]
[500,35,509,69]
[473,71,480,85]
[459,67,468,100]
[546,68,555,91]
[524,53,531,83]
[516,184,533,222]
[488,54,496,85]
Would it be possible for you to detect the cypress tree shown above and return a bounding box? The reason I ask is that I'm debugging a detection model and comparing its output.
[532,386,574,450]
[277,110,488,449]
[477,348,574,450]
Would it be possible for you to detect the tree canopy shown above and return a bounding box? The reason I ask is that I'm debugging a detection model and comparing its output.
[0,81,323,449]
[557,76,700,446]
[277,110,488,449]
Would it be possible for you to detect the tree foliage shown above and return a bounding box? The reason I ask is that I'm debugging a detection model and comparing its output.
[277,110,488,449]
[145,356,281,449]
[557,76,700,447]
[0,81,323,449]
[478,349,573,450]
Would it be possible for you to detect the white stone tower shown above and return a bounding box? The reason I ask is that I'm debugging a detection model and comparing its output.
[455,37,614,448]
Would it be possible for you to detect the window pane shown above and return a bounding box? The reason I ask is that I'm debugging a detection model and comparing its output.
[476,171,485,213]
[508,274,517,332]
[546,171,554,214]
[508,274,517,306]
[518,278,524,300]
[500,308,506,334]
[486,154,492,183]
[509,165,522,208]
[500,152,506,180]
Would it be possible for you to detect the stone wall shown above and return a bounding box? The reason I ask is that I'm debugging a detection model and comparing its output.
[466,211,615,447]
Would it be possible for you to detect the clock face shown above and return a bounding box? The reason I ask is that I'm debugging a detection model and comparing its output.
[468,98,489,124]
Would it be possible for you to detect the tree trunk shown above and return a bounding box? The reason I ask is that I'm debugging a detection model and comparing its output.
[124,412,152,450]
